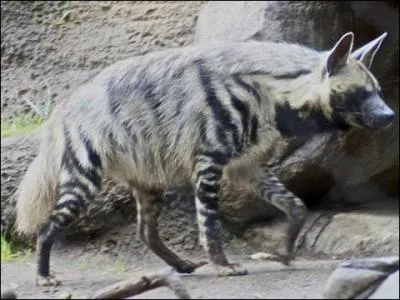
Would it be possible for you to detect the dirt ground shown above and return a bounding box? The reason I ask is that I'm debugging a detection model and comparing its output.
[1,248,343,299]
[1,1,204,120]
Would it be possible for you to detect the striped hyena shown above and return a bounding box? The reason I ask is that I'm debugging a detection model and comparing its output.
[15,32,394,286]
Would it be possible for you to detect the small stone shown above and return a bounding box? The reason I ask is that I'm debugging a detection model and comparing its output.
[99,3,111,11]
[30,72,39,80]
[17,88,29,96]
[323,260,389,299]
[250,252,280,261]
[59,292,72,299]
[369,270,399,299]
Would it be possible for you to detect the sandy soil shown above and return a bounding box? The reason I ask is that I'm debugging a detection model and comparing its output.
[1,249,342,299]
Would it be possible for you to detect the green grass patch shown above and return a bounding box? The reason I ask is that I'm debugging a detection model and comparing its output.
[1,234,33,262]
[113,258,128,273]
[1,113,44,138]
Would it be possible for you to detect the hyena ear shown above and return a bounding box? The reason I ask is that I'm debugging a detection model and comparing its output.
[350,32,388,69]
[326,32,354,77]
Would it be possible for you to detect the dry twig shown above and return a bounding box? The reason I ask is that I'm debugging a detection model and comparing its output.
[89,268,191,299]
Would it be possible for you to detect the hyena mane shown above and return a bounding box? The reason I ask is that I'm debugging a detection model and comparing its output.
[15,32,393,285]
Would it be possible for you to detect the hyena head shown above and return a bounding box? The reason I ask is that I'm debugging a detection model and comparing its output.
[320,32,395,131]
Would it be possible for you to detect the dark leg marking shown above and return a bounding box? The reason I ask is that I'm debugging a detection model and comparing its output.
[134,189,206,274]
[36,130,102,286]
[259,170,308,264]
[36,222,60,286]
[194,154,248,276]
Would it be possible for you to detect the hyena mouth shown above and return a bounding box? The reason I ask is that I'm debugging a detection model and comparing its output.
[363,114,395,130]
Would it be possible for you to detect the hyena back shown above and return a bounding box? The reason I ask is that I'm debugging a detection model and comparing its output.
[15,31,394,286]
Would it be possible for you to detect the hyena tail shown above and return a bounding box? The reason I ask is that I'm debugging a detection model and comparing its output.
[15,120,63,236]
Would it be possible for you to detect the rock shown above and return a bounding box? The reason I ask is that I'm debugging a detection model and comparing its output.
[58,292,72,299]
[369,270,399,299]
[242,212,399,259]
[323,257,399,299]
[307,214,399,258]
[324,268,386,299]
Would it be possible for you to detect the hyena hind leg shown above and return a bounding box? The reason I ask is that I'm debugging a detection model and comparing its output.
[258,169,308,265]
[36,140,103,286]
[134,188,206,274]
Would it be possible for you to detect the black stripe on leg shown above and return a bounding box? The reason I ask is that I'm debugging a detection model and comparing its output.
[37,222,59,277]
[50,212,74,227]
[57,192,86,209]
[55,199,82,214]
[196,191,219,211]
[59,180,93,201]
[199,151,229,165]
[199,209,221,241]
[199,181,220,194]
[196,167,222,183]
[196,164,222,212]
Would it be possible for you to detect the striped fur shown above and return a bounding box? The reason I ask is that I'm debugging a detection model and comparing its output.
[15,32,394,285]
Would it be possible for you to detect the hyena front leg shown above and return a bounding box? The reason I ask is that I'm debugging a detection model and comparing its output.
[134,188,206,273]
[36,134,103,286]
[194,154,248,277]
[258,169,308,265]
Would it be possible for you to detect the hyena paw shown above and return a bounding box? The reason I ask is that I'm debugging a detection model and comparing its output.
[36,274,61,287]
[175,260,208,274]
[215,263,248,277]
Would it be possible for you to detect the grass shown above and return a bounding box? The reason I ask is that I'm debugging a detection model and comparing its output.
[113,258,129,273]
[1,235,33,263]
[1,113,44,138]
[1,93,53,138]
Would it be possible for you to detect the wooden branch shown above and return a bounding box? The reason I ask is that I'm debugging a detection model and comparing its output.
[89,268,191,299]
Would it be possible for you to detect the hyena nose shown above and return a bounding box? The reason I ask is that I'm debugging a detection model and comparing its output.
[374,105,395,127]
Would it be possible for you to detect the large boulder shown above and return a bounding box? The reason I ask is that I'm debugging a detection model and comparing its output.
[323,256,399,299]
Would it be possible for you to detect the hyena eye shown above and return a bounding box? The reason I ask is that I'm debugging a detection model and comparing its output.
[349,88,372,106]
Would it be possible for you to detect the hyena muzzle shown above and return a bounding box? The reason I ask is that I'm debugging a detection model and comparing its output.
[15,31,394,286]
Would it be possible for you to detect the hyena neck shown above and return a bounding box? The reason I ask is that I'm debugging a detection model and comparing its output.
[247,70,350,138]
[273,99,349,138]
